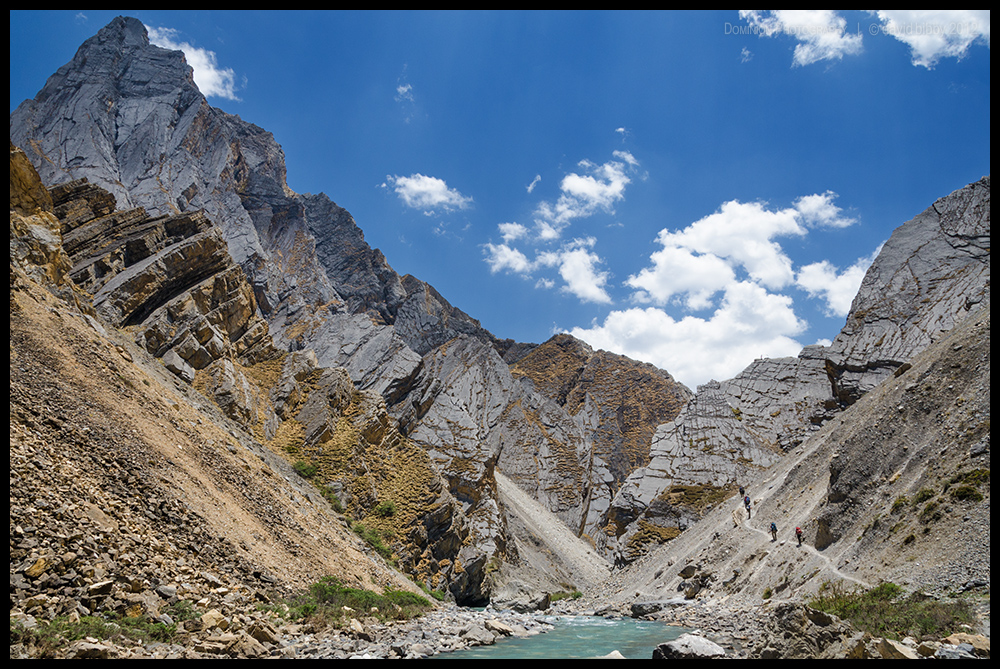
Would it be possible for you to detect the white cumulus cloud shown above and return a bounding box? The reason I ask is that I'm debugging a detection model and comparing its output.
[533,154,635,239]
[498,222,529,242]
[537,238,612,304]
[873,10,991,69]
[484,237,612,304]
[626,192,855,309]
[384,174,472,214]
[796,245,880,317]
[568,281,806,390]
[146,26,241,100]
[483,243,533,275]
[739,10,863,66]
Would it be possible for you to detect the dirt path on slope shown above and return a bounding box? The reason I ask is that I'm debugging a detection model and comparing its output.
[739,511,872,591]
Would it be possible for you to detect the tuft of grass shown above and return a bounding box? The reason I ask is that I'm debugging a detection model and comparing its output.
[919,501,942,523]
[375,500,396,517]
[950,485,984,502]
[948,468,990,488]
[808,582,974,640]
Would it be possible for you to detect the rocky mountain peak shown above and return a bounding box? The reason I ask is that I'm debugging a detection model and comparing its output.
[10,16,990,648]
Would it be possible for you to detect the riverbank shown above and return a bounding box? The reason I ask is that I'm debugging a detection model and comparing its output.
[283,603,559,659]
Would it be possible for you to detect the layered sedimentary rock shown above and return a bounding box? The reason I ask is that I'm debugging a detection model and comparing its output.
[45,176,277,393]
[9,18,540,596]
[10,17,502,382]
[826,176,991,397]
[502,335,692,541]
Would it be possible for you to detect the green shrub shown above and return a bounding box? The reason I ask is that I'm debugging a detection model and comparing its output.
[919,501,942,523]
[293,460,318,478]
[550,590,583,602]
[950,485,984,502]
[949,469,990,487]
[808,582,973,640]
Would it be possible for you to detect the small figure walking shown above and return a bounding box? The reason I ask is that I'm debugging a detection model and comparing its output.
[795,526,803,547]
[744,495,752,519]
[770,522,777,542]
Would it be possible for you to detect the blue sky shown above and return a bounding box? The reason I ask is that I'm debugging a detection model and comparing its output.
[10,11,991,389]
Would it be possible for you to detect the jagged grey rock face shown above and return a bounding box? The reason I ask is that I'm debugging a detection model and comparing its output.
[11,16,504,393]
[10,17,339,350]
[826,176,991,398]
[390,332,692,563]
[607,176,990,563]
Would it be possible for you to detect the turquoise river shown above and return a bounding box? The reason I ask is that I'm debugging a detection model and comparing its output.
[436,615,689,660]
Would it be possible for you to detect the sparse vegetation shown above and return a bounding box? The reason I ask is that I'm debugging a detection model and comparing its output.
[420,585,448,602]
[919,501,942,523]
[624,520,682,562]
[550,590,583,602]
[808,582,974,640]
[891,496,909,513]
[293,459,319,478]
[950,485,984,502]
[951,468,990,487]
[659,484,734,511]
[10,612,178,658]
[352,522,395,561]
[278,576,432,627]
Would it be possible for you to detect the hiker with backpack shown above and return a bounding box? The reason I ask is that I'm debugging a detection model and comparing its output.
[795,526,803,547]
[770,522,777,542]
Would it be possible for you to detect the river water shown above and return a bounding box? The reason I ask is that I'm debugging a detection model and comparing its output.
[436,615,689,660]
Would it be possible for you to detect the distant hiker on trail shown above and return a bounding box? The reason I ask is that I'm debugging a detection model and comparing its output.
[770,522,777,542]
[795,526,803,547]
[744,495,752,519]
[739,485,745,498]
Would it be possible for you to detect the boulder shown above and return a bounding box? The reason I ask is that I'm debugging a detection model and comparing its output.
[652,633,726,659]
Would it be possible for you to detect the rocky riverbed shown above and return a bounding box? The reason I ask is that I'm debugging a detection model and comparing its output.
[282,605,559,659]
